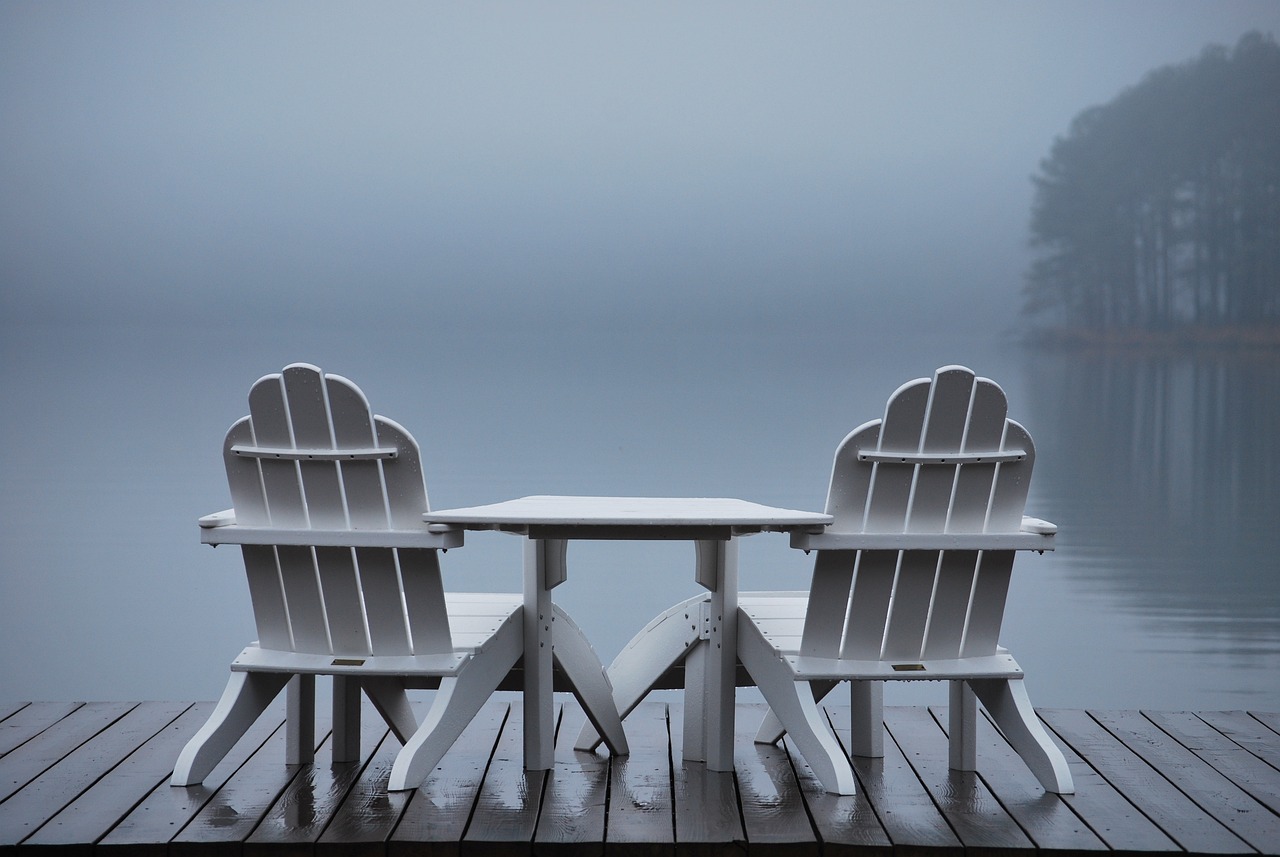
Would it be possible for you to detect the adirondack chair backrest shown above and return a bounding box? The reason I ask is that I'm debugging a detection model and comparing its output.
[222,363,451,657]
[808,365,1035,663]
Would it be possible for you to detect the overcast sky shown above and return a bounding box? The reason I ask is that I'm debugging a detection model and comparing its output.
[3,1,1278,332]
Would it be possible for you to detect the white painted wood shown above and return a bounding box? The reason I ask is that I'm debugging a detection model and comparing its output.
[424,495,831,531]
[200,524,464,549]
[331,674,362,762]
[574,594,705,752]
[523,537,558,771]
[921,550,980,659]
[949,680,977,771]
[969,678,1074,793]
[399,548,453,655]
[286,674,315,765]
[171,670,292,785]
[175,364,564,792]
[798,551,854,658]
[388,607,523,791]
[354,547,412,656]
[738,617,857,794]
[361,676,419,744]
[548,603,629,756]
[698,538,738,771]
[431,496,828,771]
[848,680,883,758]
[788,530,1054,550]
[733,366,1073,795]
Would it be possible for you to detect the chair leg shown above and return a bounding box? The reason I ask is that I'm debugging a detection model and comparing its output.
[574,595,705,752]
[754,680,839,745]
[172,670,291,786]
[949,680,977,771]
[331,675,362,762]
[849,680,884,758]
[362,676,419,745]
[388,615,522,791]
[286,674,316,765]
[969,678,1074,794]
[737,621,856,795]
[551,604,629,756]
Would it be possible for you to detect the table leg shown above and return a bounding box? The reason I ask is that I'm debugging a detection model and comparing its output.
[691,537,738,771]
[523,537,566,770]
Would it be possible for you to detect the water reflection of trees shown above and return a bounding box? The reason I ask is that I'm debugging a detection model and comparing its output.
[1021,348,1280,632]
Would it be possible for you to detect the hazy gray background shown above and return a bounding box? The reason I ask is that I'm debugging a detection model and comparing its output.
[3,2,1279,711]
[5,1,1279,333]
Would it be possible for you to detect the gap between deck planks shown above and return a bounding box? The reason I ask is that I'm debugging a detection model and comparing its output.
[1,694,1279,855]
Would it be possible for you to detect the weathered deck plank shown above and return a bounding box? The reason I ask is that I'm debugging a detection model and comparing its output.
[1,697,1278,855]
[827,703,964,852]
[885,704,1037,855]
[534,705,610,856]
[1041,709,1251,854]
[734,703,818,857]
[0,701,84,758]
[0,701,186,847]
[1092,709,1280,853]
[21,702,209,852]
[605,700,675,857]
[0,701,135,803]
[462,701,555,855]
[669,701,746,856]
[97,703,287,855]
[925,704,1107,853]
[390,698,509,857]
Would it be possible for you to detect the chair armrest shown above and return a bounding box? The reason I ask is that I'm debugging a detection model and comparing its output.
[1020,516,1057,535]
[199,509,237,529]
[789,528,1054,551]
[198,519,465,549]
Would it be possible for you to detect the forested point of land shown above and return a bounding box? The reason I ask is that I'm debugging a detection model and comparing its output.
[1024,31,1280,346]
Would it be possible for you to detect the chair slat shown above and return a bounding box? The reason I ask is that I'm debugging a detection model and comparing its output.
[283,365,347,530]
[990,423,1035,532]
[376,417,430,530]
[921,550,980,660]
[799,551,855,658]
[825,423,879,531]
[961,551,1014,657]
[224,418,268,526]
[355,547,412,655]
[242,545,292,651]
[864,378,929,532]
[327,375,389,530]
[276,545,329,653]
[314,546,370,656]
[949,379,1006,532]
[840,551,897,659]
[881,551,939,660]
[247,374,308,529]
[398,548,452,655]
[907,367,972,534]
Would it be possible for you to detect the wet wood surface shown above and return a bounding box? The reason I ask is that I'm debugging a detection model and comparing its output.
[2,694,1279,854]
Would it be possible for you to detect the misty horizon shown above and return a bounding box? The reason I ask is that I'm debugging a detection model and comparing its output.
[4,2,1278,337]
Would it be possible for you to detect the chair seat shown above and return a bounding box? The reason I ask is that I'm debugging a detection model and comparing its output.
[230,592,523,676]
[739,593,1023,679]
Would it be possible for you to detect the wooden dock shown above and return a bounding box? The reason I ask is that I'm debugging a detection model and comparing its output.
[2,694,1279,855]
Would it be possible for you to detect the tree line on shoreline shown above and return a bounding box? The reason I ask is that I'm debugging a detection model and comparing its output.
[1024,32,1279,343]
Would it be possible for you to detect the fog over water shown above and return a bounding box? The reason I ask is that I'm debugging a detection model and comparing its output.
[3,2,1279,710]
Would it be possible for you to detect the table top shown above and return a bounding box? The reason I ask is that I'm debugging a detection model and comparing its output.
[423,495,832,537]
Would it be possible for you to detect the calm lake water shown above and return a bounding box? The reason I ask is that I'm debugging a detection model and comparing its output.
[3,314,1278,712]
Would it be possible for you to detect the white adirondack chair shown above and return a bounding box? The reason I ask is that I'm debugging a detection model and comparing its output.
[738,365,1073,795]
[171,363,627,791]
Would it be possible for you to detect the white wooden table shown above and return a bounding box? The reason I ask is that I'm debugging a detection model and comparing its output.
[422,496,832,771]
